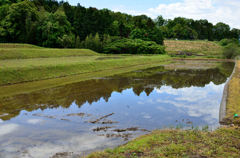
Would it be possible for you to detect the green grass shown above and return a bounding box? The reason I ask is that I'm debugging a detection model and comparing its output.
[87,126,240,158]
[0,56,108,68]
[0,48,99,59]
[0,43,42,48]
[226,60,240,125]
[0,55,172,85]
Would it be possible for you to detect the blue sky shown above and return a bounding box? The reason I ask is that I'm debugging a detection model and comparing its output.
[67,0,177,9]
[67,0,240,29]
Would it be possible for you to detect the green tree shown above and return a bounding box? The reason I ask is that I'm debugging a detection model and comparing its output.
[214,22,230,41]
[118,20,131,37]
[73,5,82,37]
[145,17,156,30]
[0,4,10,42]
[103,34,111,46]
[58,34,72,48]
[155,15,166,27]
[25,12,38,44]
[160,25,169,38]
[76,36,81,48]
[0,0,11,5]
[51,4,58,13]
[94,32,102,52]
[42,6,72,47]
[171,24,182,39]
[4,0,38,42]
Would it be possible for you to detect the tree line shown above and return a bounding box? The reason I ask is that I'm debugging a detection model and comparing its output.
[0,0,239,52]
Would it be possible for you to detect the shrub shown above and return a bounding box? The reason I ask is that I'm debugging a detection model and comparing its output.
[219,38,239,46]
[103,38,166,54]
[222,43,240,59]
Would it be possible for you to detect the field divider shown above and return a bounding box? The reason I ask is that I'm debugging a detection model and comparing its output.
[0,55,172,85]
[219,60,237,124]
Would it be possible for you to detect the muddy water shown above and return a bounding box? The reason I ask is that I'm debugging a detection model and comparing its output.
[0,61,235,158]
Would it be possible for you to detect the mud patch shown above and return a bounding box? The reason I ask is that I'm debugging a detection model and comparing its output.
[98,133,134,141]
[112,127,150,132]
[84,113,118,124]
[92,126,116,132]
[51,152,73,158]
[65,113,85,117]
[32,113,56,119]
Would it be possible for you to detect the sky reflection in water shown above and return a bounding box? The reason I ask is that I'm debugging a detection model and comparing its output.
[0,61,235,158]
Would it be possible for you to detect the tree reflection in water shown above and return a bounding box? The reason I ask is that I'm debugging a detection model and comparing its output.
[0,62,235,121]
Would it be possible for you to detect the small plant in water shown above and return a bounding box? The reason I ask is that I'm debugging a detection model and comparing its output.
[202,125,209,132]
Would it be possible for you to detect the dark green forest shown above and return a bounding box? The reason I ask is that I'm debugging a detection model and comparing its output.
[0,0,240,54]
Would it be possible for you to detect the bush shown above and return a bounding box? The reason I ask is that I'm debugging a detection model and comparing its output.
[219,38,239,46]
[222,43,240,59]
[103,38,166,54]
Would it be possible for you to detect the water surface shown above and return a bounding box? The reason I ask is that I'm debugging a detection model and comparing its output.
[0,61,235,158]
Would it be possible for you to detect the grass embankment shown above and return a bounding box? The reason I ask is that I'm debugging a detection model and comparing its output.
[226,60,240,124]
[0,43,99,59]
[0,56,103,68]
[164,40,222,57]
[0,43,42,48]
[87,127,240,158]
[0,55,172,85]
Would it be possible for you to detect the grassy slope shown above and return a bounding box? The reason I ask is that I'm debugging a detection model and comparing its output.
[0,55,172,85]
[0,56,102,68]
[164,40,222,56]
[0,48,99,59]
[226,60,240,124]
[87,127,240,158]
[0,43,42,48]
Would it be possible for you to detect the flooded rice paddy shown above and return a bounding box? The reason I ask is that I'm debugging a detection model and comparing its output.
[0,61,235,158]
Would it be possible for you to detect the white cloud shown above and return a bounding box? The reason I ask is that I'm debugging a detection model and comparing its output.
[155,83,224,123]
[0,124,19,136]
[113,5,153,17]
[147,0,240,28]
[143,115,151,119]
[27,119,42,124]
[137,102,144,105]
[0,132,121,158]
[156,82,224,102]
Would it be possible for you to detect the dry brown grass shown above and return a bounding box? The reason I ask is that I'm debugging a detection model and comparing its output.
[226,60,240,124]
[164,40,222,56]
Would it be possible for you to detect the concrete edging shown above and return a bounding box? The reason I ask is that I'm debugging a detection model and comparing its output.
[219,60,237,124]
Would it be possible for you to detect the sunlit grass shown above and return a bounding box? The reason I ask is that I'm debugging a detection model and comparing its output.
[86,126,240,158]
[226,60,240,124]
[0,56,104,68]
[0,48,99,59]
